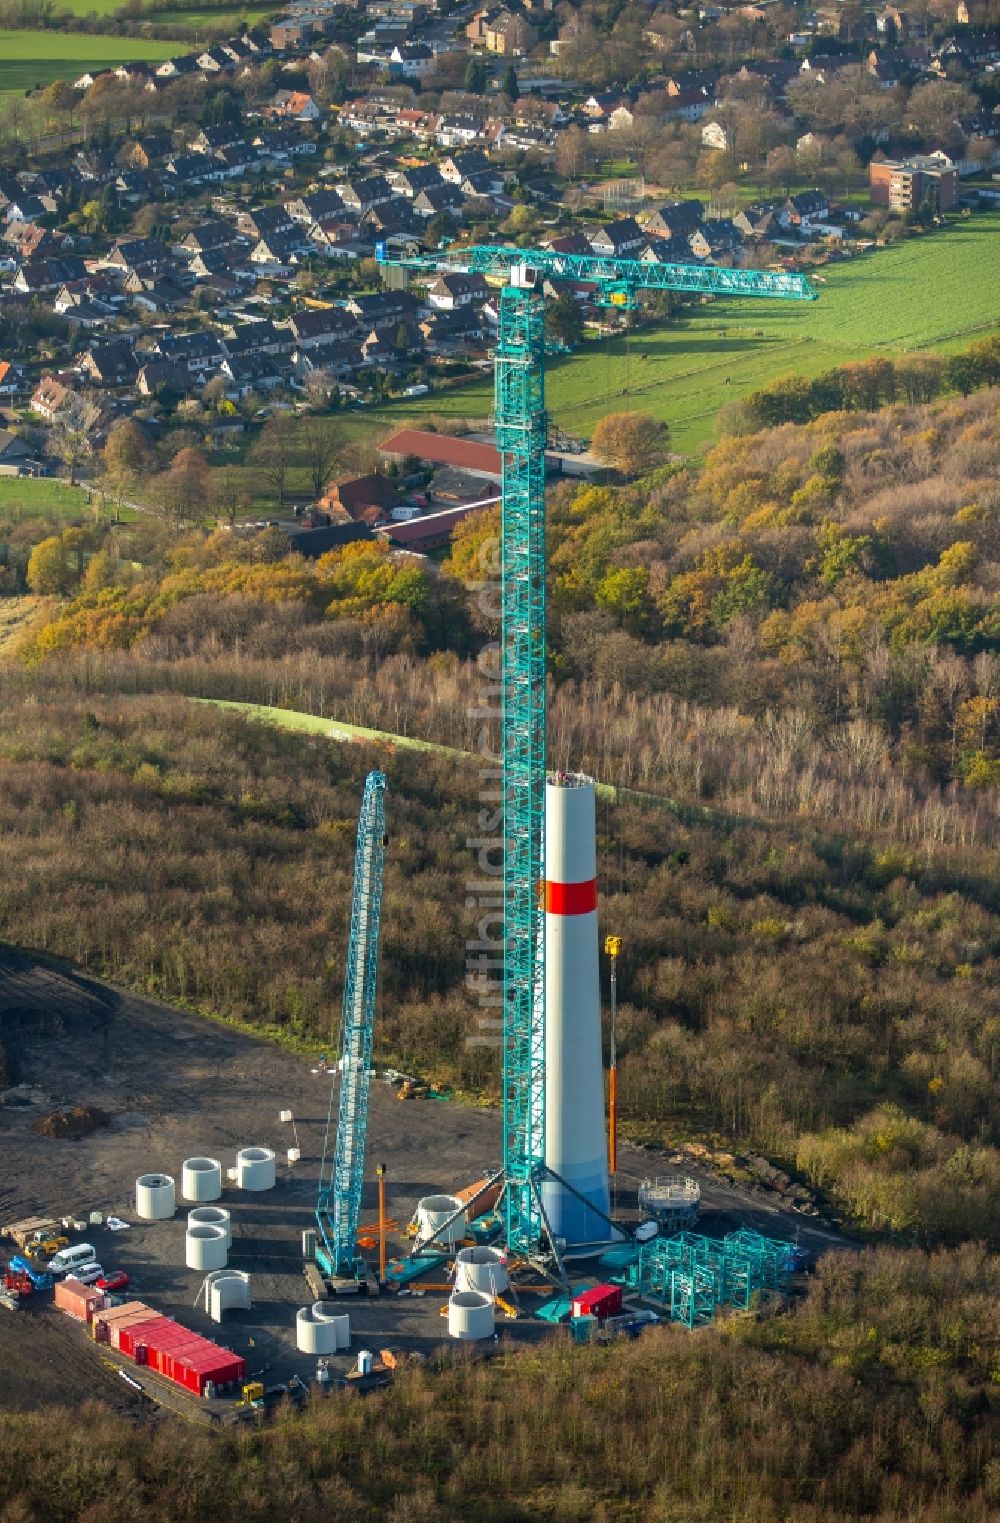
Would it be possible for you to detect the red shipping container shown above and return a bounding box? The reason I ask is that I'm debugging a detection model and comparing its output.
[173,1346,246,1396]
[111,1309,163,1354]
[571,1283,623,1321]
[93,1299,152,1337]
[54,1279,106,1322]
[132,1318,189,1365]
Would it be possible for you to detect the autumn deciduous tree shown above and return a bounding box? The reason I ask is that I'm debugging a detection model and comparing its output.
[26,535,71,595]
[591,411,669,477]
[156,447,210,524]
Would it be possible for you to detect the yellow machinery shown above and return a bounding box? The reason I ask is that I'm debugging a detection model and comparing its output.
[239,1381,265,1408]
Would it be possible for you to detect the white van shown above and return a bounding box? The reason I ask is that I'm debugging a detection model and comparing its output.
[49,1243,98,1276]
[65,1263,104,1286]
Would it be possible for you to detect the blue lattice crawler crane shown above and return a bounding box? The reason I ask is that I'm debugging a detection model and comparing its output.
[315,771,387,1290]
[376,242,816,1280]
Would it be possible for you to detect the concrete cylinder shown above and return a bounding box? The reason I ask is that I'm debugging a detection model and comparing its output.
[207,1271,250,1322]
[448,1290,495,1340]
[135,1173,175,1221]
[415,1194,466,1248]
[311,1303,350,1349]
[541,774,612,1247]
[237,1147,276,1191]
[188,1205,231,1248]
[185,1224,228,1271]
[296,1306,338,1355]
[182,1157,222,1202]
[454,1246,509,1295]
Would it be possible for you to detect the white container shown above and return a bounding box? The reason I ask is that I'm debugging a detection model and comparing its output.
[302,1228,317,1259]
[454,1246,509,1296]
[188,1205,231,1248]
[279,1109,293,1123]
[182,1157,223,1203]
[226,1166,238,1183]
[135,1173,176,1221]
[287,1148,301,1165]
[448,1291,495,1341]
[357,1349,373,1375]
[296,1306,338,1355]
[237,1147,276,1191]
[185,1223,228,1271]
[414,1194,466,1248]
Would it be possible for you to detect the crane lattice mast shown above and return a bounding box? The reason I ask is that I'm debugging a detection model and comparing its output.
[316,770,387,1280]
[376,240,815,1265]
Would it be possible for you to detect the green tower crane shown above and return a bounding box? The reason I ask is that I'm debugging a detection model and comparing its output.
[376,240,815,1269]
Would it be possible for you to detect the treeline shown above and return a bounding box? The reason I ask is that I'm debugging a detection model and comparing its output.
[0,1244,997,1521]
[732,333,1000,433]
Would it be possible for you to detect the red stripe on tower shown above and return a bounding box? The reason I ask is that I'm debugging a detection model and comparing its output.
[545,878,598,916]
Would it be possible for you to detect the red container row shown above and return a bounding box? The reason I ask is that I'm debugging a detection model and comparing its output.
[571,1283,623,1321]
[92,1299,245,1396]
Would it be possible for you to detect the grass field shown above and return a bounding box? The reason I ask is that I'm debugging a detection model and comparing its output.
[0,477,131,520]
[0,30,176,96]
[349,212,1000,460]
[26,0,271,14]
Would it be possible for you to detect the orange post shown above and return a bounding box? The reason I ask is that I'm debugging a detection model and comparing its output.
[376,1163,387,1284]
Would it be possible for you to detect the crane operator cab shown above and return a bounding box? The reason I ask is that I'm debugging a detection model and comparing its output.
[510,263,541,290]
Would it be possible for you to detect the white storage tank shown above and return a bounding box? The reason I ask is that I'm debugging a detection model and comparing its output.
[185,1223,228,1271]
[296,1306,338,1355]
[414,1194,466,1248]
[357,1350,373,1375]
[188,1205,232,1248]
[448,1291,495,1341]
[135,1173,176,1221]
[182,1157,223,1202]
[454,1246,509,1295]
[237,1147,276,1191]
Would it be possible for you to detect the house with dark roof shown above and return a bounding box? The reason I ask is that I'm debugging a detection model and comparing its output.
[79,342,139,387]
[587,218,644,257]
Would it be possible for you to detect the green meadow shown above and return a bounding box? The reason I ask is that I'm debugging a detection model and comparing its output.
[357,212,1000,459]
[0,30,176,96]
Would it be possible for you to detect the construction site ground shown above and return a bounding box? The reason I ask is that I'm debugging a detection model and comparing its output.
[0,944,848,1418]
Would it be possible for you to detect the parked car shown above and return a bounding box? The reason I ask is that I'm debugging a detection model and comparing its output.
[96,1270,129,1292]
[65,1263,104,1286]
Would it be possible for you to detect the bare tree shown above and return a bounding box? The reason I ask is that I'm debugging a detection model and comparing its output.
[300,418,342,502]
[250,414,298,510]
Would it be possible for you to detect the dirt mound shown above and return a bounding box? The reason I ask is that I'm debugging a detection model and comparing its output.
[31,1105,111,1140]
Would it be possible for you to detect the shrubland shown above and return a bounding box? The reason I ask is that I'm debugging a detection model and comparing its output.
[0,1244,997,1522]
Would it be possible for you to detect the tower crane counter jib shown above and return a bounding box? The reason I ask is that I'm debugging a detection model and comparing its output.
[375,241,815,1272]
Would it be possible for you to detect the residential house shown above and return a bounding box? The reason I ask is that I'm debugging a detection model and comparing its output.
[412,183,464,218]
[281,308,356,348]
[485,11,537,54]
[78,342,139,387]
[780,188,830,230]
[733,200,781,239]
[105,236,173,275]
[14,257,87,293]
[587,218,644,257]
[0,429,34,472]
[426,272,489,310]
[688,218,742,258]
[337,176,395,212]
[237,204,298,240]
[0,361,27,399]
[643,200,704,237]
[266,90,321,121]
[439,150,490,184]
[249,232,304,271]
[155,329,227,374]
